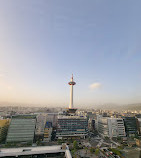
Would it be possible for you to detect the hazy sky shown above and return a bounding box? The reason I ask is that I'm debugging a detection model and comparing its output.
[0,0,141,107]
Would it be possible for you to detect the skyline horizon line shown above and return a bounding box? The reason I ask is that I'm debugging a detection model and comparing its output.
[0,100,141,107]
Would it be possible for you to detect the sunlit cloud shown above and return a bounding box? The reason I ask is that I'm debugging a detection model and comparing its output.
[89,82,102,90]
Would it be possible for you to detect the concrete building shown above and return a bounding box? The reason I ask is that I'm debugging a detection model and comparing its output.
[46,113,58,127]
[97,116,109,137]
[91,119,96,132]
[136,118,141,135]
[6,115,36,144]
[0,144,72,158]
[56,115,88,139]
[97,116,126,138]
[88,118,95,132]
[43,122,52,142]
[108,118,126,138]
[35,113,47,140]
[0,119,10,143]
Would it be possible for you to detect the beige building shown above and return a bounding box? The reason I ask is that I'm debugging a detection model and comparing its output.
[43,122,52,142]
[0,119,10,142]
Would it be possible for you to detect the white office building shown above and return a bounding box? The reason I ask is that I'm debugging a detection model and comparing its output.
[108,118,126,138]
[97,115,126,138]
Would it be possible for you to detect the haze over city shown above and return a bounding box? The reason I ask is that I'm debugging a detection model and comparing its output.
[0,0,141,107]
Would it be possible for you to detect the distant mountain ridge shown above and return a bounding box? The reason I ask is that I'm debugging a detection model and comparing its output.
[122,103,141,111]
[0,102,141,111]
[98,103,141,111]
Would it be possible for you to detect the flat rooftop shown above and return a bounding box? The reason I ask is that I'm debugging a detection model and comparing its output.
[0,145,72,158]
[58,115,87,119]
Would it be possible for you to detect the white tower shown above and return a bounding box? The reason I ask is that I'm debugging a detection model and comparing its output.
[68,74,76,109]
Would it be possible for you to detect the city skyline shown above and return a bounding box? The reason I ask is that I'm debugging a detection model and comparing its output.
[0,0,141,107]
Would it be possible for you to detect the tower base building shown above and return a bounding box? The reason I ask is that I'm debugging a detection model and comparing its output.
[56,75,88,139]
[56,115,88,139]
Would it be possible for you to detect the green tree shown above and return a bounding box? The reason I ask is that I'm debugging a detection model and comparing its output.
[111,148,121,156]
[36,140,41,146]
[71,149,75,156]
[118,145,124,150]
[95,148,99,156]
[85,147,88,154]
[105,136,109,140]
[90,147,95,154]
[57,139,64,145]
[73,140,78,150]
[117,136,121,141]
[71,148,77,157]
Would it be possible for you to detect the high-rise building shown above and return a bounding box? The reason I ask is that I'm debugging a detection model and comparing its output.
[56,115,88,139]
[97,115,126,138]
[6,115,36,144]
[0,119,10,143]
[108,118,126,138]
[46,113,58,127]
[35,113,47,140]
[97,116,109,137]
[123,117,138,137]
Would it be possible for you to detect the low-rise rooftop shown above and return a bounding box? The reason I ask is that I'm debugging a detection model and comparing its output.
[0,145,72,158]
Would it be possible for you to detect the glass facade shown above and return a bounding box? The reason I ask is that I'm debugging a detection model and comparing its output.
[6,115,36,144]
[123,117,138,137]
[56,116,88,138]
